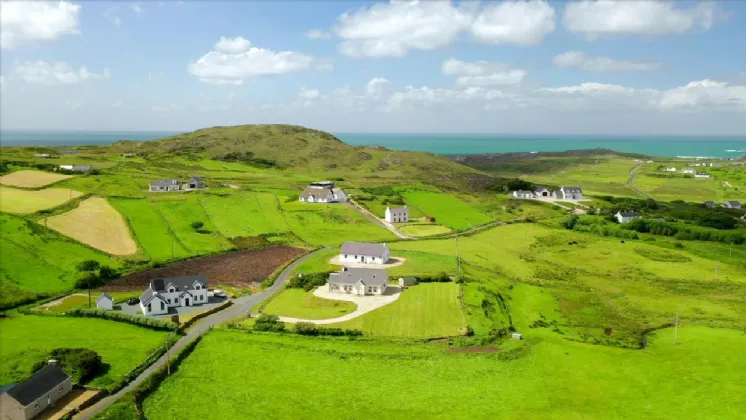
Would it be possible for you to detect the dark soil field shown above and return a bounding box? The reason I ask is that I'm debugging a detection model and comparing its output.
[102,246,306,291]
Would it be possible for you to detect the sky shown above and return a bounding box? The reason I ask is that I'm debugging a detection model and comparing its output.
[1,0,745,135]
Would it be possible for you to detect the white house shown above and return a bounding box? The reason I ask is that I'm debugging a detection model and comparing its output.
[553,187,583,200]
[534,187,551,197]
[96,293,113,311]
[662,167,677,172]
[385,206,409,223]
[139,274,209,316]
[512,190,534,199]
[327,267,388,296]
[694,173,712,179]
[615,211,643,224]
[0,360,72,420]
[149,179,180,192]
[34,153,51,158]
[339,242,390,265]
[299,181,346,203]
[722,201,742,209]
[59,165,92,172]
[681,168,696,174]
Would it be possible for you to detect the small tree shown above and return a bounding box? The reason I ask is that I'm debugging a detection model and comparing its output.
[76,260,100,272]
[253,314,285,332]
[98,265,120,281]
[34,348,102,384]
[191,221,204,230]
[75,272,101,289]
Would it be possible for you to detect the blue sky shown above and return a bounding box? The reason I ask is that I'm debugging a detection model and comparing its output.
[1,0,745,134]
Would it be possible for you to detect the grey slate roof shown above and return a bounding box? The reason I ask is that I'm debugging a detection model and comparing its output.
[340,242,388,258]
[189,177,204,184]
[3,365,70,407]
[97,293,113,302]
[139,288,165,306]
[72,165,92,172]
[514,190,533,195]
[725,201,741,207]
[152,274,208,292]
[387,206,408,216]
[617,211,642,217]
[149,179,180,188]
[328,267,388,286]
[310,181,335,188]
[561,187,583,193]
[534,186,549,192]
[300,186,334,200]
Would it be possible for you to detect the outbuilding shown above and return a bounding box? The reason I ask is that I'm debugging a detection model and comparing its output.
[96,293,114,311]
[398,277,418,288]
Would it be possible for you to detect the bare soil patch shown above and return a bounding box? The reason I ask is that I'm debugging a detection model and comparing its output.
[102,246,305,291]
[448,346,500,354]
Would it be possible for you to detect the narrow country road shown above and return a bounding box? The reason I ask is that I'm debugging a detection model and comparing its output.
[627,162,653,199]
[76,247,330,420]
[343,200,413,239]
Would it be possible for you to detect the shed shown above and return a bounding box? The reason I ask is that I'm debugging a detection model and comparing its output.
[96,293,114,311]
[511,333,523,340]
[398,277,418,288]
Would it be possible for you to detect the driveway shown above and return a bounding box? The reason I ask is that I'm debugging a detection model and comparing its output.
[327,255,407,268]
[343,200,413,239]
[119,296,229,318]
[275,286,401,325]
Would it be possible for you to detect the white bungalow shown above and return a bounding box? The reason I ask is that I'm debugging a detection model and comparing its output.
[96,293,113,311]
[615,211,643,224]
[298,181,346,203]
[385,206,409,223]
[694,173,712,179]
[662,167,677,172]
[534,187,551,197]
[512,190,534,199]
[681,168,696,174]
[139,274,209,316]
[339,242,390,265]
[326,267,388,296]
[553,187,583,200]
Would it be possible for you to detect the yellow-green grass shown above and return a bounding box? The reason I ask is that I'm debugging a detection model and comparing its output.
[110,198,189,261]
[400,190,492,230]
[263,288,357,319]
[201,192,289,238]
[0,170,75,188]
[281,201,397,245]
[521,158,641,198]
[633,174,719,202]
[328,283,465,338]
[398,223,451,237]
[142,326,746,419]
[152,195,233,254]
[41,294,91,313]
[292,248,339,275]
[61,174,149,198]
[45,197,138,255]
[0,186,82,214]
[0,314,167,388]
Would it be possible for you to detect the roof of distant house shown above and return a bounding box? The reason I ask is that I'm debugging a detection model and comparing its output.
[72,165,92,171]
[141,274,207,304]
[2,364,70,407]
[387,206,408,215]
[149,179,180,188]
[340,242,388,258]
[534,186,549,192]
[561,187,583,193]
[328,267,388,286]
[726,201,741,206]
[97,293,113,302]
[514,190,533,195]
[189,177,204,183]
[617,211,642,217]
[300,186,334,200]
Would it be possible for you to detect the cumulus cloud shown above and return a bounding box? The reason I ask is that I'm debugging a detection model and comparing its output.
[1,0,81,49]
[553,51,662,72]
[564,0,716,38]
[366,77,391,96]
[14,61,111,85]
[299,87,321,99]
[471,0,556,46]
[658,80,746,110]
[456,70,527,86]
[442,58,526,86]
[334,0,474,58]
[189,37,331,84]
[305,29,332,40]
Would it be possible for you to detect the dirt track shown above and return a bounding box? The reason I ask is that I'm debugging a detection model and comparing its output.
[102,246,305,291]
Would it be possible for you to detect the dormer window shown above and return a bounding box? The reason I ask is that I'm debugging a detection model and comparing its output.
[195,284,201,290]
[168,287,175,293]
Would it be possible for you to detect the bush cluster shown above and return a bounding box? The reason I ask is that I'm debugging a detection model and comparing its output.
[74,260,120,289]
[33,348,103,384]
[294,322,363,336]
[66,308,178,331]
[623,219,745,244]
[253,314,285,332]
[287,271,333,291]
[417,272,451,283]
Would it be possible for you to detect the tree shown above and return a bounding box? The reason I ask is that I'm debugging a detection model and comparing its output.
[75,272,102,289]
[34,348,102,384]
[190,221,204,230]
[76,260,100,272]
[98,265,120,280]
[563,215,579,230]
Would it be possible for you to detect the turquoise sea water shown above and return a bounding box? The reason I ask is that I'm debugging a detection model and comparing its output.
[1,130,745,158]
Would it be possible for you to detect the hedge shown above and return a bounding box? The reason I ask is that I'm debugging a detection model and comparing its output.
[66,308,178,331]
[294,322,363,336]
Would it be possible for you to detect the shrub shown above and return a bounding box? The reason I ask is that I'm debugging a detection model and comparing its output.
[294,322,318,335]
[253,314,285,332]
[288,272,333,291]
[66,308,178,331]
[33,348,102,384]
[75,272,103,289]
[98,265,120,281]
[418,272,451,283]
[77,260,101,272]
[563,215,579,230]
[190,221,204,230]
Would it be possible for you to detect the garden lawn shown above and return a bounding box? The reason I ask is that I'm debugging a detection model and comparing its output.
[0,314,167,388]
[400,190,491,230]
[281,201,396,245]
[0,170,74,188]
[152,195,233,254]
[263,288,357,320]
[201,192,289,238]
[111,198,189,261]
[41,294,91,313]
[398,223,451,237]
[0,186,82,213]
[142,326,746,419]
[328,282,465,338]
[46,197,138,255]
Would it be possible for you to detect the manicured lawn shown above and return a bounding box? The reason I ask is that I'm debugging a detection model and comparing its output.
[400,190,492,230]
[201,192,289,238]
[0,314,167,388]
[152,195,234,254]
[263,288,357,319]
[111,198,189,261]
[0,186,83,213]
[42,294,91,313]
[281,201,396,245]
[328,282,465,338]
[0,170,75,188]
[292,248,339,275]
[398,223,451,237]
[142,327,746,419]
[45,197,138,255]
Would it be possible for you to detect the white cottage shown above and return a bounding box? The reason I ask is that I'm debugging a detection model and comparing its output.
[339,242,390,265]
[534,187,551,197]
[615,211,643,224]
[681,168,696,174]
[149,179,181,192]
[327,267,388,296]
[694,173,712,179]
[385,206,409,223]
[299,181,346,203]
[0,361,72,420]
[139,274,209,316]
[96,293,113,311]
[512,190,534,199]
[553,187,583,200]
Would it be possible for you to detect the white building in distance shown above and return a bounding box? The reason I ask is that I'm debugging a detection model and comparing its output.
[339,242,390,265]
[385,206,409,223]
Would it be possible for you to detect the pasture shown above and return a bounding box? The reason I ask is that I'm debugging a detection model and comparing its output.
[263,288,357,320]
[0,170,74,188]
[0,186,83,213]
[400,189,492,230]
[201,192,289,238]
[151,195,234,254]
[111,198,190,261]
[281,201,396,245]
[45,197,138,255]
[0,314,167,389]
[141,327,746,419]
[519,158,641,198]
[633,172,719,202]
[398,223,451,237]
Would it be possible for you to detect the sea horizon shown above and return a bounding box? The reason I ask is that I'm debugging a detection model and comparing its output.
[1,129,745,158]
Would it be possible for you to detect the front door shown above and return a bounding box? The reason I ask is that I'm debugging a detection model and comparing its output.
[361,256,366,263]
[185,298,190,306]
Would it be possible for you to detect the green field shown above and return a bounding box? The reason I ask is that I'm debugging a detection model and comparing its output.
[0,186,83,213]
[281,201,396,245]
[141,327,746,419]
[201,192,289,238]
[263,288,357,319]
[151,195,234,254]
[520,158,641,198]
[400,190,492,230]
[328,283,465,338]
[0,314,167,388]
[111,198,190,261]
[398,223,451,237]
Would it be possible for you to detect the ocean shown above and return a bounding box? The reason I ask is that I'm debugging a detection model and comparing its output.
[1,130,745,158]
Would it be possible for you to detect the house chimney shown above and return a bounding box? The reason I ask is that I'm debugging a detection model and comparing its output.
[48,360,58,367]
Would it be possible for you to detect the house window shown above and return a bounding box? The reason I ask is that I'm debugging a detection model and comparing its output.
[147,303,151,312]
[59,385,63,392]
[196,285,201,290]
[160,301,165,310]
[344,254,348,258]
[34,403,39,410]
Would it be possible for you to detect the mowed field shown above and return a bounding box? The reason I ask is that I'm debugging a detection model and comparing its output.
[0,170,75,188]
[0,186,83,213]
[399,190,492,230]
[46,197,138,255]
[0,314,167,389]
[398,223,451,237]
[141,327,746,419]
[263,288,357,320]
[151,195,234,254]
[201,192,289,238]
[110,198,190,261]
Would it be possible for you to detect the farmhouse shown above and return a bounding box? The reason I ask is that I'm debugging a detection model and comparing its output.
[139,274,209,316]
[340,242,390,265]
[553,187,583,200]
[0,360,72,420]
[298,181,346,203]
[722,201,742,209]
[33,154,51,158]
[327,266,388,296]
[149,179,181,192]
[512,190,534,199]
[96,293,113,310]
[681,168,696,175]
[704,201,716,208]
[385,206,409,223]
[534,187,551,197]
[694,173,712,179]
[59,165,92,173]
[615,211,643,224]
[184,177,206,190]
[662,167,677,172]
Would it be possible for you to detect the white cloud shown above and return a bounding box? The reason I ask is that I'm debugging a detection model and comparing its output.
[103,6,122,26]
[366,77,391,96]
[306,29,332,40]
[471,0,556,46]
[553,51,662,72]
[441,58,508,76]
[334,0,474,58]
[130,3,144,15]
[442,59,526,86]
[214,36,252,54]
[14,61,111,85]
[564,0,715,38]
[456,70,527,86]
[0,76,5,92]
[1,0,81,49]
[189,37,331,84]
[299,87,321,99]
[658,80,746,110]
[199,78,245,86]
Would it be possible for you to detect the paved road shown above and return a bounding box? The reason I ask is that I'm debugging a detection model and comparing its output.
[627,162,653,199]
[76,248,330,420]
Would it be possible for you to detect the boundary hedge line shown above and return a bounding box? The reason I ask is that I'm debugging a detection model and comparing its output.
[66,308,178,331]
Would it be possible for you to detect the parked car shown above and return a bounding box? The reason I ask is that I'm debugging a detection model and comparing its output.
[127,297,140,305]
[213,289,226,298]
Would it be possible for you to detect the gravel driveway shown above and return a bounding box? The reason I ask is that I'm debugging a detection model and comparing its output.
[276,286,401,325]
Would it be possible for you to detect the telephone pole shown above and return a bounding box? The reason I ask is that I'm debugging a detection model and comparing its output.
[673,309,679,345]
[456,235,461,282]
